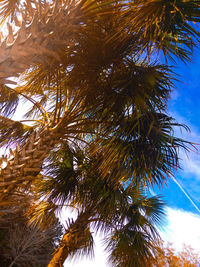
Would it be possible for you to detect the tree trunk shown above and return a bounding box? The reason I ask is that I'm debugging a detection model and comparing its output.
[0,127,59,198]
[0,1,83,85]
[48,211,92,267]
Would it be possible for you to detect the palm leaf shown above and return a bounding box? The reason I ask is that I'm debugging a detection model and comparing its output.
[105,194,165,267]
[0,115,33,148]
[91,112,192,186]
[120,0,200,61]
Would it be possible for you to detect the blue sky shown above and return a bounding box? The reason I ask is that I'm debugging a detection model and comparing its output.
[156,49,200,215]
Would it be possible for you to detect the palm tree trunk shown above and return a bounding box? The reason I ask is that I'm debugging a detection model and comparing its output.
[0,1,82,85]
[0,127,59,198]
[48,211,92,267]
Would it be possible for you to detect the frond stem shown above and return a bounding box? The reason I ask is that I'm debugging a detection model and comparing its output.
[11,87,50,124]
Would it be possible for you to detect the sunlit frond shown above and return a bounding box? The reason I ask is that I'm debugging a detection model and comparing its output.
[121,0,200,62]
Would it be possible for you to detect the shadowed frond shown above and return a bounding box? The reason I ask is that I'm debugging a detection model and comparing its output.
[0,85,19,117]
[0,115,33,148]
[91,112,192,187]
[104,195,165,267]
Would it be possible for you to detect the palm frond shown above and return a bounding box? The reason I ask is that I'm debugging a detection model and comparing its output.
[92,112,192,187]
[121,0,200,62]
[27,199,59,229]
[0,115,33,148]
[104,194,165,267]
[77,60,174,120]
[0,85,19,117]
[0,0,49,26]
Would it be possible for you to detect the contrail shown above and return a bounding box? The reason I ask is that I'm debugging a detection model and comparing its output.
[172,177,200,214]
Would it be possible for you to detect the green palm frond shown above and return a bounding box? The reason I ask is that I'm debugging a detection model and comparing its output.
[30,143,165,232]
[30,144,123,229]
[27,135,167,265]
[121,0,200,62]
[77,61,174,120]
[92,112,192,187]
[36,145,80,206]
[106,229,156,267]
[105,194,165,267]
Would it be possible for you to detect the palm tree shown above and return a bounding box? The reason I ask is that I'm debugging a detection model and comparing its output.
[0,0,199,265]
[0,0,199,83]
[27,144,165,266]
[0,0,196,195]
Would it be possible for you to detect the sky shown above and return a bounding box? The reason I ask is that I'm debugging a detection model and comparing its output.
[63,50,200,265]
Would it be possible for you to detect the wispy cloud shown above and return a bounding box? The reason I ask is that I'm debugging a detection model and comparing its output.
[171,177,200,213]
[167,111,200,202]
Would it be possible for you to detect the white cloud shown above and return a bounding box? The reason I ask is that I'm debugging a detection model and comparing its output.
[161,207,200,252]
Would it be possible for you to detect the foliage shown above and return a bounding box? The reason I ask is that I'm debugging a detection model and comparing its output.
[0,0,200,266]
[152,240,200,267]
[0,194,62,267]
[28,144,165,265]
